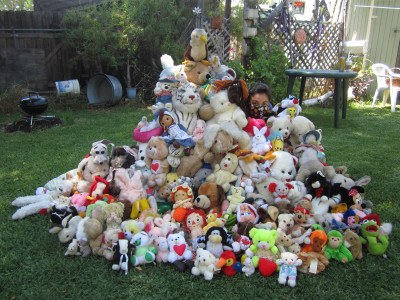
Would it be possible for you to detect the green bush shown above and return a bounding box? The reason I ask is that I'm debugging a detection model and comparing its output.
[227,36,289,103]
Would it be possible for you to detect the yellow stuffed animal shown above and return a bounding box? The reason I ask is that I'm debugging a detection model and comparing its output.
[203,212,225,233]
[206,153,238,192]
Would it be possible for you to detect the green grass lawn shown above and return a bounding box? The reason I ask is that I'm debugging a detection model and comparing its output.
[0,99,399,299]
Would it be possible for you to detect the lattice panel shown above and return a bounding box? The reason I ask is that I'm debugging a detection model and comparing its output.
[269,18,343,97]
[203,19,231,64]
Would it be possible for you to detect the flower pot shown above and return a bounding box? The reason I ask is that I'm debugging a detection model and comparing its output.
[126,87,137,99]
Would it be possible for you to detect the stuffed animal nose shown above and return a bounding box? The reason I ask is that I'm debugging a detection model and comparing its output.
[189,95,195,100]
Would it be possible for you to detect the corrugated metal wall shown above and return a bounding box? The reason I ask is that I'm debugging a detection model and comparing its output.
[346,0,400,67]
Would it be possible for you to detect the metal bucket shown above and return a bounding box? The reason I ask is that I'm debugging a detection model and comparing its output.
[55,79,80,95]
[87,73,123,105]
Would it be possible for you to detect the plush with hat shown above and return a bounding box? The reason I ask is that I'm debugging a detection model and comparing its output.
[183,209,207,240]
[151,78,177,113]
[158,109,195,148]
[237,203,259,224]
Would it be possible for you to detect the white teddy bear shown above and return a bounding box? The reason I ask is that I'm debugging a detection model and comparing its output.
[167,231,193,263]
[206,153,238,192]
[191,248,218,280]
[276,252,302,287]
[226,186,245,214]
[204,90,250,149]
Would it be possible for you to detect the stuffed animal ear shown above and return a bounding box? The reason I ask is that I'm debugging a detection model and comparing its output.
[216,184,226,205]
[145,222,153,234]
[292,155,298,166]
[259,127,267,136]
[253,126,259,135]
[49,227,62,234]
[266,117,275,128]
[286,183,294,189]
[355,176,371,187]
[268,182,277,193]
[114,169,130,188]
[154,217,164,227]
[267,205,279,222]
[271,229,278,240]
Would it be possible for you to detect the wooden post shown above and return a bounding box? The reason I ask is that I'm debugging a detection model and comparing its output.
[362,0,375,71]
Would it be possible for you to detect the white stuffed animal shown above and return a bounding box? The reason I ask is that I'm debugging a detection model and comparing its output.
[242,257,256,277]
[65,238,82,256]
[49,215,83,243]
[268,182,294,204]
[226,186,245,214]
[11,180,73,220]
[204,90,250,149]
[276,252,302,287]
[191,248,218,280]
[167,231,193,263]
[251,126,272,155]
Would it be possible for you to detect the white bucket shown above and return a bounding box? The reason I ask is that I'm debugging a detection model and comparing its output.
[55,79,80,95]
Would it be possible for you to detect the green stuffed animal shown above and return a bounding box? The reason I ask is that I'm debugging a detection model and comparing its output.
[325,230,353,263]
[245,228,278,267]
[359,219,389,256]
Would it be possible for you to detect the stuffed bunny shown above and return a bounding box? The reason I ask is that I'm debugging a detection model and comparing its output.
[114,168,147,204]
[251,126,272,155]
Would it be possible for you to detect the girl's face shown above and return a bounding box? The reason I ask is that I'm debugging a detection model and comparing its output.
[250,93,269,107]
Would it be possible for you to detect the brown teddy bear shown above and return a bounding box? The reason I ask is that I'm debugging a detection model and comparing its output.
[184,61,211,86]
[194,182,225,214]
[145,136,170,187]
[176,138,210,178]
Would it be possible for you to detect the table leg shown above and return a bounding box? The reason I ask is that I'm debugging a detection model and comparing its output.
[334,78,341,128]
[299,77,306,106]
[287,76,295,97]
[342,78,348,119]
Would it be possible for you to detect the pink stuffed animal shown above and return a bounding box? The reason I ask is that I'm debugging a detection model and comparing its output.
[268,182,294,204]
[192,119,206,143]
[154,236,169,263]
[114,168,147,204]
[154,213,180,237]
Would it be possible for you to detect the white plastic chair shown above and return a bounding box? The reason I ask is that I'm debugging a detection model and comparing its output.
[371,63,399,112]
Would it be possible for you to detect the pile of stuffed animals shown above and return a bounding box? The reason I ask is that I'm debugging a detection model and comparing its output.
[11,28,392,287]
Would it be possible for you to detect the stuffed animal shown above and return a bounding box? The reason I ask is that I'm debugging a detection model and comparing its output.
[167,231,193,263]
[289,116,316,148]
[145,136,170,187]
[153,235,169,263]
[359,215,390,256]
[242,257,256,277]
[184,60,211,86]
[251,127,271,155]
[170,184,194,222]
[130,198,154,219]
[183,209,207,240]
[343,229,363,260]
[49,215,83,244]
[245,228,278,277]
[340,186,368,218]
[11,180,73,220]
[273,95,302,118]
[192,165,213,190]
[206,153,238,192]
[65,238,81,256]
[325,230,353,263]
[307,213,333,233]
[266,115,292,142]
[153,213,180,237]
[184,28,209,63]
[113,168,147,205]
[98,229,124,260]
[268,182,294,204]
[298,230,329,274]
[204,89,250,150]
[158,54,185,81]
[290,207,312,245]
[200,226,233,258]
[191,248,217,281]
[276,252,302,287]
[151,78,177,113]
[256,204,279,230]
[176,138,211,178]
[171,85,203,134]
[112,239,132,275]
[217,250,242,276]
[121,220,145,242]
[225,186,245,214]
[130,231,157,266]
[236,203,259,224]
[192,119,206,143]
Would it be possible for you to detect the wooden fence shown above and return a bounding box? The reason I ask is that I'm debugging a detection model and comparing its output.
[0,10,78,90]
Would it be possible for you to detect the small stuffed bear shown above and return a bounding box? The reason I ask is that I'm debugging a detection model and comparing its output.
[225,186,245,214]
[152,78,177,113]
[276,252,302,287]
[167,231,193,264]
[145,136,170,187]
[206,153,238,192]
[268,182,294,204]
[191,248,218,281]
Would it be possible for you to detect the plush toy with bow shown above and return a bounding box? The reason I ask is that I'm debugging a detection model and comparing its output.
[268,182,294,204]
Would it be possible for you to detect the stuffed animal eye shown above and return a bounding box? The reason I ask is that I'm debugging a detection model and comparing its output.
[288,171,292,175]
[101,151,105,154]
[278,128,282,131]
[228,158,231,161]
[95,151,99,154]
[281,170,285,174]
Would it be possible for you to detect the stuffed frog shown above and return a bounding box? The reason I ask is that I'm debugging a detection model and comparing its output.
[359,217,389,256]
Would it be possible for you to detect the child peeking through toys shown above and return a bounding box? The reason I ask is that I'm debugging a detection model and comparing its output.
[158,109,195,149]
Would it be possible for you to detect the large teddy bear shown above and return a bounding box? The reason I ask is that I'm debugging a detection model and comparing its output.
[204,90,250,150]
[145,136,170,187]
[206,153,238,192]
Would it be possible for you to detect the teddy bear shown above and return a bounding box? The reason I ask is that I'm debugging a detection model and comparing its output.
[293,145,336,183]
[130,231,158,266]
[203,130,235,168]
[203,212,225,233]
[251,127,272,155]
[276,252,303,287]
[183,60,211,86]
[268,182,294,204]
[206,153,238,193]
[290,206,312,245]
[276,232,296,254]
[245,228,279,277]
[97,229,124,260]
[151,78,177,113]
[225,186,245,214]
[203,89,250,150]
[167,231,193,264]
[266,115,292,142]
[192,165,213,190]
[191,248,218,281]
[171,85,203,134]
[288,115,316,148]
[277,213,295,236]
[145,136,170,187]
[176,137,211,178]
[343,228,363,260]
[121,219,145,242]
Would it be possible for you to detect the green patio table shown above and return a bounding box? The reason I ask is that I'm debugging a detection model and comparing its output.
[285,69,358,128]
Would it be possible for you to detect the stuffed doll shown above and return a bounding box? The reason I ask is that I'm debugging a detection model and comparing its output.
[191,248,218,281]
[170,184,194,222]
[325,230,353,263]
[183,209,207,240]
[192,119,206,143]
[236,203,259,224]
[102,202,125,231]
[151,78,177,113]
[111,239,132,275]
[206,153,238,192]
[225,186,245,214]
[158,109,195,149]
[145,136,170,188]
[130,231,158,266]
[245,228,278,277]
[340,186,368,219]
[276,252,303,287]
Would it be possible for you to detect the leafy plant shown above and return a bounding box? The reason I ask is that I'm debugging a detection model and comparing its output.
[348,57,374,103]
[227,35,289,103]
